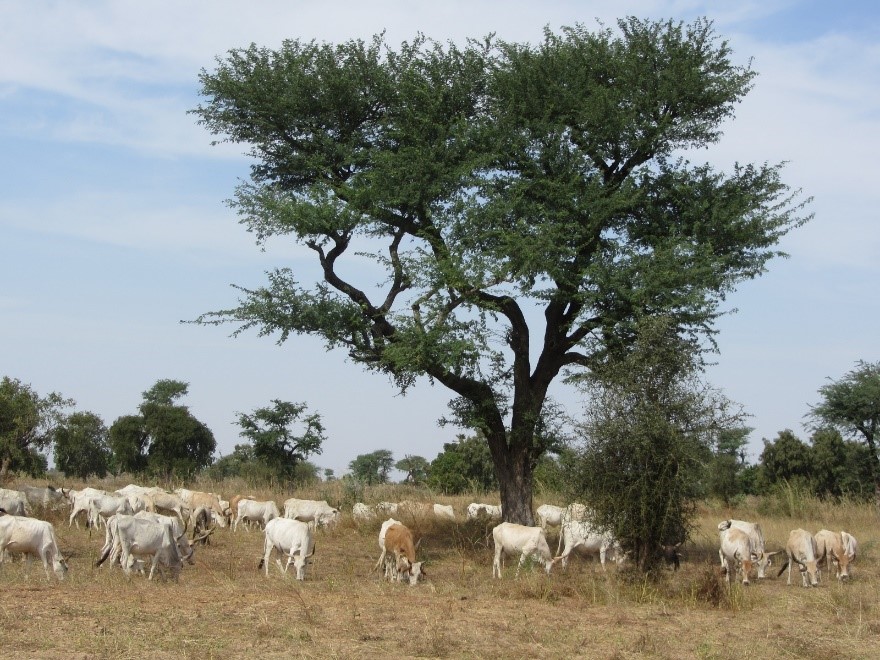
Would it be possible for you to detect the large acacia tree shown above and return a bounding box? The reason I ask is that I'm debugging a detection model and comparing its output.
[193,18,809,523]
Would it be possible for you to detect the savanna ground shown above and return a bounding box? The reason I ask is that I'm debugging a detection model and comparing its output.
[2,478,879,659]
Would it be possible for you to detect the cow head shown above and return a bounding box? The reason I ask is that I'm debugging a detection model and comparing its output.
[755,551,779,579]
[801,560,819,587]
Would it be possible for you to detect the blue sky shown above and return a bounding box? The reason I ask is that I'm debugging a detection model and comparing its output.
[1,1,878,478]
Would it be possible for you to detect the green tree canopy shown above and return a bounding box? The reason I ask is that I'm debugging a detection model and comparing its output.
[427,432,498,494]
[235,400,325,486]
[0,376,72,478]
[808,360,880,495]
[193,18,810,524]
[395,454,429,485]
[108,379,216,478]
[53,411,111,479]
[348,449,395,485]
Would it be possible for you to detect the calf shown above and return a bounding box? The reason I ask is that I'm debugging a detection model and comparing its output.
[492,522,559,578]
[815,530,853,581]
[0,510,67,580]
[375,519,425,585]
[259,518,314,580]
[777,528,820,587]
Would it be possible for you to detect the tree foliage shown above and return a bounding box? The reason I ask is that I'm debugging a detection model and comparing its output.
[395,454,429,485]
[427,432,498,494]
[108,379,215,478]
[235,400,325,486]
[348,449,395,485]
[808,360,880,492]
[192,18,810,523]
[566,316,744,572]
[0,376,72,478]
[53,411,111,479]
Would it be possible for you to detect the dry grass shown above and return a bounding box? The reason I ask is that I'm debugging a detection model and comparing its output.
[2,480,880,659]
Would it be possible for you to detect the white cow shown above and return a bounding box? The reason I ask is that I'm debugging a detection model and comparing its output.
[66,488,109,527]
[842,531,858,567]
[143,492,188,521]
[467,503,502,521]
[87,494,134,528]
[95,514,192,581]
[718,523,756,586]
[556,519,625,570]
[234,499,280,531]
[352,503,376,522]
[433,504,455,520]
[18,485,64,510]
[718,519,776,579]
[0,512,68,580]
[492,522,559,578]
[0,488,30,517]
[259,518,315,580]
[283,498,340,529]
[815,530,854,581]
[535,504,565,530]
[555,503,591,554]
[778,528,820,587]
[375,502,399,516]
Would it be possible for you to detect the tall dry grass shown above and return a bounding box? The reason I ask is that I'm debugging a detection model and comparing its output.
[2,477,879,658]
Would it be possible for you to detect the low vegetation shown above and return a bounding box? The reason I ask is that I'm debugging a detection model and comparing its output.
[2,478,878,658]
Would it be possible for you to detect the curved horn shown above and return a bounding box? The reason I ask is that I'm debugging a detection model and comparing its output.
[190,526,216,545]
[306,541,316,558]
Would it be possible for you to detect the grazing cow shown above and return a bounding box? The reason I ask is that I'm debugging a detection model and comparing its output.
[234,499,280,531]
[717,520,776,579]
[375,519,425,585]
[96,514,196,581]
[556,519,625,570]
[352,503,376,522]
[536,504,565,530]
[259,518,315,580]
[283,498,340,529]
[718,524,756,586]
[492,522,559,578]
[777,528,820,587]
[815,530,853,581]
[662,542,683,571]
[18,485,64,510]
[143,492,188,521]
[176,490,229,528]
[66,488,109,527]
[842,531,858,568]
[467,503,502,521]
[87,494,134,529]
[375,501,399,516]
[433,504,455,520]
[0,489,30,517]
[0,510,68,580]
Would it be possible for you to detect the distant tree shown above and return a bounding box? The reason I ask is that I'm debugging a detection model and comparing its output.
[758,429,813,492]
[0,376,72,478]
[566,316,742,572]
[193,19,809,524]
[107,379,216,478]
[705,426,752,504]
[108,414,149,474]
[236,400,325,486]
[808,360,880,499]
[395,455,429,485]
[323,468,336,481]
[53,411,111,479]
[348,450,395,485]
[427,433,498,494]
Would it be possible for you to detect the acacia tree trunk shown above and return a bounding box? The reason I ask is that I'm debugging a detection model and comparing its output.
[486,432,536,526]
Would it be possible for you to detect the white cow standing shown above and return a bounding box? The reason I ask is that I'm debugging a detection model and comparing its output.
[718,519,776,579]
[283,498,340,529]
[259,518,315,580]
[0,489,30,517]
[718,522,757,586]
[0,511,68,580]
[235,499,280,531]
[556,519,625,570]
[492,522,559,578]
[535,504,565,530]
[95,514,193,581]
[467,503,502,521]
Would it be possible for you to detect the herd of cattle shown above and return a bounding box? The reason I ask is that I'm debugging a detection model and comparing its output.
[0,485,860,587]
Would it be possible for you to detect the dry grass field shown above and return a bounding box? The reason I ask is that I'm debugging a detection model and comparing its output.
[2,479,879,659]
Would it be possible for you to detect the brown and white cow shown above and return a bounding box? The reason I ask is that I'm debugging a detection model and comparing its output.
[718,524,756,586]
[375,518,426,585]
[777,528,819,587]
